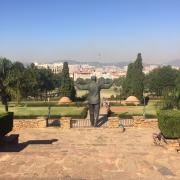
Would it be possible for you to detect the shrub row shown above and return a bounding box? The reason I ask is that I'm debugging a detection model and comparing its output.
[0,112,14,138]
[109,102,143,106]
[157,110,180,139]
[108,111,157,119]
[14,102,87,107]
[14,107,88,119]
[118,113,157,119]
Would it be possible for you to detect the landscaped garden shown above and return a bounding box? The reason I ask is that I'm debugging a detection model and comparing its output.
[0,102,88,119]
[109,100,158,118]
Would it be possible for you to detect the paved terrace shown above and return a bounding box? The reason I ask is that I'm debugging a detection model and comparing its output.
[0,127,180,180]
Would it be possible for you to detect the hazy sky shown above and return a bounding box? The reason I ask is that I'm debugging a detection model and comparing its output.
[0,0,180,64]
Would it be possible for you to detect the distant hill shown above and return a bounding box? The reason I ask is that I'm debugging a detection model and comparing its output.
[54,60,131,67]
[166,59,180,67]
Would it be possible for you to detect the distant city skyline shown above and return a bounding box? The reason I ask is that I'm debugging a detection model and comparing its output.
[0,0,180,64]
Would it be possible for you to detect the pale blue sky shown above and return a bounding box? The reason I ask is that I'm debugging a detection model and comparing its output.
[0,0,180,63]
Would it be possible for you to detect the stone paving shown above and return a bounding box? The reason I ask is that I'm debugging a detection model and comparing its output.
[0,127,180,180]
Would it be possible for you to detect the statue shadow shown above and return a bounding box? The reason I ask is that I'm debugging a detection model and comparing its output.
[0,134,58,152]
[96,114,108,127]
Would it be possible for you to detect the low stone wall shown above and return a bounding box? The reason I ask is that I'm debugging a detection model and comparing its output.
[164,139,180,151]
[133,119,158,128]
[108,117,120,128]
[12,116,158,131]
[60,117,71,129]
[13,117,47,131]
[107,116,158,128]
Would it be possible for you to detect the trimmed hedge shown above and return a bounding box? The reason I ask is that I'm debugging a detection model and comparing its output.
[157,110,180,139]
[108,111,157,119]
[118,113,157,119]
[0,112,14,138]
[109,102,143,107]
[19,102,87,107]
[14,107,88,119]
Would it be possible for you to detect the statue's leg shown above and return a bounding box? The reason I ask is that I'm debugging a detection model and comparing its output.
[94,103,100,127]
[89,104,95,126]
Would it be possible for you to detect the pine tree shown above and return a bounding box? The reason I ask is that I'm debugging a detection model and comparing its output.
[123,53,144,101]
[124,63,134,96]
[60,62,76,100]
[132,53,144,101]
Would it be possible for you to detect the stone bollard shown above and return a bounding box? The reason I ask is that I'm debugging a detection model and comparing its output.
[36,117,47,128]
[60,117,71,129]
[132,116,144,127]
[108,117,120,128]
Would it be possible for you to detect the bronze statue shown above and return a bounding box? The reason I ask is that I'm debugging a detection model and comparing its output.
[75,76,113,127]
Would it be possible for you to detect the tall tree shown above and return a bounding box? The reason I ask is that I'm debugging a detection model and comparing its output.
[21,65,38,99]
[145,66,178,96]
[9,62,25,104]
[131,53,144,101]
[0,58,12,111]
[36,68,55,101]
[124,63,134,96]
[60,62,76,100]
[123,53,144,101]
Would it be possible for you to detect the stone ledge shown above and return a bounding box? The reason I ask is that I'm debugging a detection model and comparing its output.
[133,117,158,128]
[108,117,119,128]
[60,117,71,129]
[13,117,47,131]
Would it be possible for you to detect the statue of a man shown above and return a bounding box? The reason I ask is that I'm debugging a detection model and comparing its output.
[75,76,113,127]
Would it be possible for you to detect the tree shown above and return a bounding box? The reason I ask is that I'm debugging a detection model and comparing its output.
[60,62,76,100]
[113,76,126,99]
[0,58,13,112]
[8,62,25,104]
[123,53,144,101]
[175,70,180,91]
[145,66,178,96]
[131,53,144,101]
[21,65,39,99]
[123,63,134,97]
[36,68,55,101]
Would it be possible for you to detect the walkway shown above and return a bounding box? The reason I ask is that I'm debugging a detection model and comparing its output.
[0,127,180,179]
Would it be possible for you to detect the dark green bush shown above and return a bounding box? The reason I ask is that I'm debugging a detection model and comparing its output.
[109,102,143,106]
[118,112,157,120]
[109,102,124,106]
[157,110,180,139]
[14,108,88,119]
[0,112,13,138]
[19,102,86,107]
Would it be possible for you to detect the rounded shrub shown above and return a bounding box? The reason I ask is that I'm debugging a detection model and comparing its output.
[157,110,180,139]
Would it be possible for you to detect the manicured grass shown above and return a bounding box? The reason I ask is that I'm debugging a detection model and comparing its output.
[76,88,118,98]
[0,103,86,118]
[110,100,157,118]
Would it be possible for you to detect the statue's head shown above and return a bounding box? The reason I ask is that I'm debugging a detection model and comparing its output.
[91,76,97,82]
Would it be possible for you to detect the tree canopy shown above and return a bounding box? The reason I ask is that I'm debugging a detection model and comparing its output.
[60,62,76,100]
[144,66,178,96]
[123,53,144,101]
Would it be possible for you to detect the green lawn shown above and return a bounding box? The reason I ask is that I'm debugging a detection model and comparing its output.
[110,100,158,118]
[76,87,118,98]
[0,99,158,119]
[0,103,86,118]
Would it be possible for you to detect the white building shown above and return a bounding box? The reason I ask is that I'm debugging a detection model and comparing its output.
[34,62,63,74]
